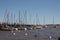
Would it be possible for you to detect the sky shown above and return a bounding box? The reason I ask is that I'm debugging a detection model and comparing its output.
[0,0,60,24]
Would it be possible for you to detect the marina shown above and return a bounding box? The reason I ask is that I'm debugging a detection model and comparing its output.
[0,0,60,40]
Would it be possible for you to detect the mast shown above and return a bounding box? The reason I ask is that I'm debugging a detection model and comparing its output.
[36,13,38,25]
[43,16,45,25]
[7,11,9,24]
[53,16,54,24]
[14,13,15,24]
[11,12,13,24]
[3,10,7,23]
[24,10,27,24]
[19,10,20,24]
[29,13,31,25]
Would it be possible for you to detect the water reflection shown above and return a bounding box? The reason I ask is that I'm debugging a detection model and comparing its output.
[0,29,60,40]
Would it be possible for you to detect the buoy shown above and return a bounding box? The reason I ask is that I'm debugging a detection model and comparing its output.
[13,33,16,35]
[49,36,52,39]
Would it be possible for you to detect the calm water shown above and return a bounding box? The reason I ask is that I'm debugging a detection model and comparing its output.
[0,29,60,40]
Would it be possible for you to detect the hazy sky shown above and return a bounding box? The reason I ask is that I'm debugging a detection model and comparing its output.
[0,0,60,24]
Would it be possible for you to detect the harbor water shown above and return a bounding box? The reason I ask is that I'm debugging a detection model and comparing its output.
[0,29,60,40]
